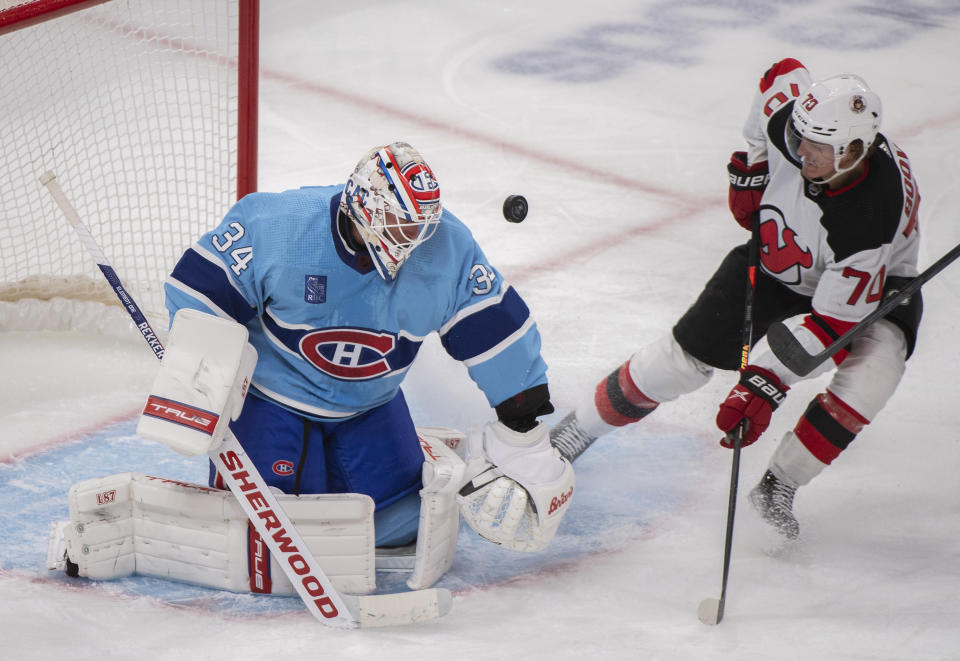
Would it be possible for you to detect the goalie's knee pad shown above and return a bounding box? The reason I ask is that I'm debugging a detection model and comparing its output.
[56,472,376,595]
[53,428,469,595]
[405,427,466,590]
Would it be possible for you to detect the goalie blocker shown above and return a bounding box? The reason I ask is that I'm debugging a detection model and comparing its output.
[47,427,466,595]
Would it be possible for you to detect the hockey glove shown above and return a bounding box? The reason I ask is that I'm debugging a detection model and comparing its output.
[716,366,788,448]
[457,421,574,552]
[727,151,769,230]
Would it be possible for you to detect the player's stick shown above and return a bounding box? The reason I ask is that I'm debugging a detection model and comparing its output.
[41,170,451,628]
[39,171,165,360]
[698,218,760,626]
[767,239,960,376]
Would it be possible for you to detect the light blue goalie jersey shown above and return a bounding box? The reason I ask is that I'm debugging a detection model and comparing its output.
[164,185,548,420]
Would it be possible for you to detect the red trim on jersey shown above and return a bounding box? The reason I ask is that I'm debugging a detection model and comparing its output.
[794,391,869,464]
[594,362,657,427]
[825,160,870,196]
[794,416,842,464]
[821,390,870,431]
[801,313,857,366]
[758,58,806,93]
[616,362,658,409]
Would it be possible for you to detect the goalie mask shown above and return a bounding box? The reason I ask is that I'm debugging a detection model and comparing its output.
[339,141,442,281]
[786,73,881,183]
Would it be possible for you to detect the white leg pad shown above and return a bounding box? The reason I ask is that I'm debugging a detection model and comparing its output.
[63,472,376,595]
[407,427,466,590]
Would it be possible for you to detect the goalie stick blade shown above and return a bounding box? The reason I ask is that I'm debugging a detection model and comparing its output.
[766,321,821,377]
[342,588,452,628]
[697,597,723,625]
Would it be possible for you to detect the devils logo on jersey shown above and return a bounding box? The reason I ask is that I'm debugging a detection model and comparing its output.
[299,328,398,380]
[757,207,813,285]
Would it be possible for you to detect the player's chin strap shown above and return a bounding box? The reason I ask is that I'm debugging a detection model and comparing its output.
[457,421,575,552]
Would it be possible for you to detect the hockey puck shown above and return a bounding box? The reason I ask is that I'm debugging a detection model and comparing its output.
[502,195,528,223]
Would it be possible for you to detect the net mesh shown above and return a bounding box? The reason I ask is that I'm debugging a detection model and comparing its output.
[0,0,243,322]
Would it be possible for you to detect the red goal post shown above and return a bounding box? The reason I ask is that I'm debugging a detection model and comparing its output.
[0,0,259,333]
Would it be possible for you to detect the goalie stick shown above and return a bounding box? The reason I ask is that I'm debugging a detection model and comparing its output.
[698,216,760,626]
[39,171,165,360]
[767,239,960,377]
[41,171,452,629]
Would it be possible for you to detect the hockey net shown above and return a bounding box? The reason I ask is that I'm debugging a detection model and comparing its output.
[0,0,258,337]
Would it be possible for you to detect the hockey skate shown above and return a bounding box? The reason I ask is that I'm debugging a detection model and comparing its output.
[549,412,598,463]
[748,470,799,540]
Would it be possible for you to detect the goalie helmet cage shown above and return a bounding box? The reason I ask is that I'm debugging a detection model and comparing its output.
[0,0,259,332]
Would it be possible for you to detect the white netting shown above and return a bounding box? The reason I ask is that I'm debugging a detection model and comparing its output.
[0,0,247,328]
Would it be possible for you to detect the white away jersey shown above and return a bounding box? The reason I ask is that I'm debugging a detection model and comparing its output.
[164,185,548,419]
[742,59,920,334]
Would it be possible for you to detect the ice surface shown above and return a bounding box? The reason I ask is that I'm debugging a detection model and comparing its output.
[3,1,960,659]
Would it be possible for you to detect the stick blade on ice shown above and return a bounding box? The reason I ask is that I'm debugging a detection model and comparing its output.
[345,588,452,628]
[697,597,722,625]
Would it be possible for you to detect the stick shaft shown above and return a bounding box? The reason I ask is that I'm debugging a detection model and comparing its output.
[769,239,960,376]
[40,171,165,360]
[213,433,357,627]
[713,217,760,624]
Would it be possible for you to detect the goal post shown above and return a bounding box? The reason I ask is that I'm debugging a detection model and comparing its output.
[0,0,259,333]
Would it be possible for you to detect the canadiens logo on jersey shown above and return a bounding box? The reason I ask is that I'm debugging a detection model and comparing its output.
[299,328,398,380]
[757,209,813,285]
[272,460,295,476]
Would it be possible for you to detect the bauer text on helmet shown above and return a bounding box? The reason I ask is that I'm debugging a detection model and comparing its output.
[786,74,881,184]
[340,142,442,281]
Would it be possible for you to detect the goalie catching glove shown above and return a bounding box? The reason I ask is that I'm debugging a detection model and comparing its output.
[457,421,574,552]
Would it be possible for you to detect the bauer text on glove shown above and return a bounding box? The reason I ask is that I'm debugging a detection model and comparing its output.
[727,151,769,230]
[716,366,788,447]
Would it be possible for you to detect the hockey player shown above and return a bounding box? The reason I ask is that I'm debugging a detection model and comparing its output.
[52,143,574,601]
[157,141,574,555]
[550,58,922,540]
